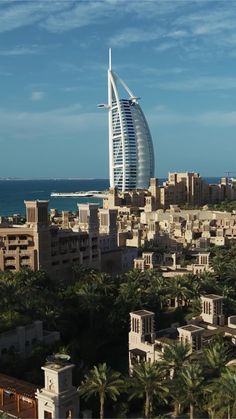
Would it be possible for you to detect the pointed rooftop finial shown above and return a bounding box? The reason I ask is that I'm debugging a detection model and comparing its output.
[109,48,112,71]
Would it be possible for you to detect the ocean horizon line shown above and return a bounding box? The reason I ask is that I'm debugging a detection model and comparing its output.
[0,177,109,181]
[0,175,224,181]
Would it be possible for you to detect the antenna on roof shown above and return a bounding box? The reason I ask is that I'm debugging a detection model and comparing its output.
[109,48,112,71]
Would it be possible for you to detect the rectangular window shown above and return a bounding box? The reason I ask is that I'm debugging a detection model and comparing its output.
[44,412,52,419]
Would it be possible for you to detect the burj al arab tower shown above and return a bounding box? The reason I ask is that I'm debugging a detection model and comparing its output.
[99,49,155,192]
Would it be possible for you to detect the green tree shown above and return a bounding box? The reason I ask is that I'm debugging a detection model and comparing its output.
[0,413,10,418]
[210,252,229,280]
[114,273,146,320]
[203,336,231,377]
[167,376,187,418]
[128,362,168,419]
[166,277,192,308]
[160,341,191,379]
[80,363,124,419]
[74,280,102,329]
[180,361,204,419]
[205,368,236,419]
[146,275,169,310]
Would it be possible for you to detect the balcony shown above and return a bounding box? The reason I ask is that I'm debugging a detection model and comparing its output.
[20,260,31,267]
[5,259,16,266]
[6,239,31,246]
[4,249,34,256]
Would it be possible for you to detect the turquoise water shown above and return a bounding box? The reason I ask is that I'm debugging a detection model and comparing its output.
[0,177,220,216]
[0,179,109,216]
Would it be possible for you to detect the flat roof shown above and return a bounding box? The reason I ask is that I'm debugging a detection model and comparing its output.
[202,294,223,300]
[155,335,176,344]
[199,321,236,337]
[0,373,37,398]
[131,310,154,316]
[178,325,204,332]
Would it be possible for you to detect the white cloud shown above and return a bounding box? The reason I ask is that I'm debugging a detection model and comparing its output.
[0,43,60,56]
[0,1,71,33]
[0,0,193,36]
[57,62,80,74]
[168,30,188,39]
[40,1,114,33]
[0,104,105,141]
[109,27,188,48]
[142,66,187,76]
[40,0,183,34]
[153,76,236,91]
[31,91,45,101]
[155,41,177,52]
[110,28,162,47]
[0,0,235,66]
[0,45,42,56]
[62,86,81,93]
[147,106,236,127]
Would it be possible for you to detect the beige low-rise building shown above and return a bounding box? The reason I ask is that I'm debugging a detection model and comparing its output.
[0,354,79,418]
[129,294,236,373]
[104,173,236,214]
[0,201,101,278]
[134,252,158,271]
[134,250,211,277]
[0,321,60,357]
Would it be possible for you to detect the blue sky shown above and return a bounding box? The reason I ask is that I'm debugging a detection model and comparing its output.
[0,0,236,178]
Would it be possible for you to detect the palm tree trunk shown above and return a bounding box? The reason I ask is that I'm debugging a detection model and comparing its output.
[100,393,104,419]
[145,391,150,418]
[228,405,231,419]
[190,403,194,419]
[208,408,214,419]
[173,402,178,417]
[173,401,181,417]
[149,397,153,418]
[89,308,94,330]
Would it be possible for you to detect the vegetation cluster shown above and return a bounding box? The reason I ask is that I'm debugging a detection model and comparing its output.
[1,244,236,416]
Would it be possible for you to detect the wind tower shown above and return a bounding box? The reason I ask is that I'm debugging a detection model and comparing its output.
[36,354,79,419]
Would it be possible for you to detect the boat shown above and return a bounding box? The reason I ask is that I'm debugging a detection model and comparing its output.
[50,191,108,198]
[50,192,93,197]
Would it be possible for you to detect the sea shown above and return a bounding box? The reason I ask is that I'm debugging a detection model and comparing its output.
[0,177,221,216]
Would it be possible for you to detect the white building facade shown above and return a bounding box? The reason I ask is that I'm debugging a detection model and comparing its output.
[103,49,155,192]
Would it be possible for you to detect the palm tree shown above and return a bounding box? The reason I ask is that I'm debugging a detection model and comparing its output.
[166,277,192,308]
[210,253,229,280]
[74,280,101,328]
[128,362,168,418]
[205,368,236,419]
[94,272,115,297]
[72,263,96,281]
[180,361,204,419]
[0,277,18,324]
[203,336,231,377]
[189,280,201,299]
[116,279,144,312]
[146,275,169,309]
[80,363,124,419]
[160,340,191,379]
[167,376,187,418]
[198,271,218,294]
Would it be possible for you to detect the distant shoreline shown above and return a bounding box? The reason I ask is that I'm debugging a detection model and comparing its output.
[0,178,109,181]
[0,176,222,181]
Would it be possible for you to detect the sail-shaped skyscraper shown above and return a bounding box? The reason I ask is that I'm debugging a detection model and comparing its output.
[99,49,155,192]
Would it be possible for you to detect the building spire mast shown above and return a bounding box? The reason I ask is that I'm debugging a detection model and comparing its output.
[109,47,112,71]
